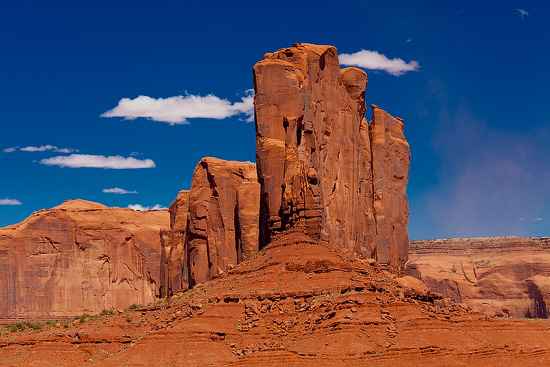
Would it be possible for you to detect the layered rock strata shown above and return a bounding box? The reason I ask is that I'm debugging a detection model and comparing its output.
[253,43,410,268]
[0,200,169,322]
[407,237,550,318]
[186,157,260,287]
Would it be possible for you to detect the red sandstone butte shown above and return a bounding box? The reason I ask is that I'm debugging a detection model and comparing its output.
[0,199,169,322]
[253,43,410,269]
[186,157,260,286]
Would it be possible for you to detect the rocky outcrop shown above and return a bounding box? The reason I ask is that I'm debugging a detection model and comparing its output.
[407,237,550,318]
[253,43,410,268]
[0,200,169,322]
[6,231,550,366]
[186,157,260,286]
[159,190,190,297]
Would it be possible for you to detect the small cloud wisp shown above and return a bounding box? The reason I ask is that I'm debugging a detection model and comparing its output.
[40,154,155,169]
[339,50,419,76]
[0,198,22,205]
[517,8,528,18]
[4,145,77,153]
[127,204,166,211]
[103,188,138,194]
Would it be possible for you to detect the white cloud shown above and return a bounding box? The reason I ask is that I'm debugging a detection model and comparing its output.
[127,204,166,211]
[103,187,138,194]
[101,90,254,125]
[533,218,543,221]
[3,147,18,153]
[339,50,420,76]
[20,145,78,153]
[0,198,22,205]
[40,154,155,169]
[517,8,528,18]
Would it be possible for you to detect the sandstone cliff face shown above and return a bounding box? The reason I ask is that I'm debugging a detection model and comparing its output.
[159,190,190,297]
[407,237,550,318]
[0,200,169,322]
[370,105,410,266]
[253,43,410,268]
[186,157,260,286]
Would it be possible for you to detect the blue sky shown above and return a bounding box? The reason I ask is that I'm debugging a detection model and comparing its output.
[1,0,548,240]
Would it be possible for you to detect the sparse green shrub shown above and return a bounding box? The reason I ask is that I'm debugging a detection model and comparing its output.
[73,313,91,324]
[125,304,143,312]
[99,309,114,317]
[6,324,17,333]
[28,322,42,330]
[4,321,42,333]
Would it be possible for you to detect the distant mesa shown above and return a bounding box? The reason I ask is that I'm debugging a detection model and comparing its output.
[407,237,550,318]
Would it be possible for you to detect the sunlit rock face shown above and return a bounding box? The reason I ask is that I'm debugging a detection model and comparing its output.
[253,43,410,268]
[0,200,169,322]
[159,158,260,292]
[185,157,260,287]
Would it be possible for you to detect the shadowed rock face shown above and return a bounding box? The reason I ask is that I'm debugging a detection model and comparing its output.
[186,157,260,287]
[407,237,550,318]
[0,200,169,322]
[159,190,190,297]
[253,43,410,268]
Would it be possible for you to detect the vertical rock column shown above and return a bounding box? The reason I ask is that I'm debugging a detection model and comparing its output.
[369,105,411,266]
[186,157,260,286]
[253,43,411,269]
[159,190,190,297]
[253,43,376,257]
